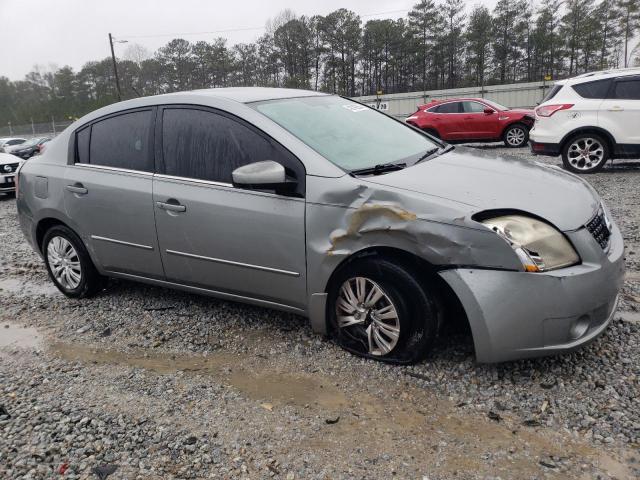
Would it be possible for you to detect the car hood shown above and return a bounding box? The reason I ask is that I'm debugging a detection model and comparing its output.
[362,146,599,231]
[0,152,22,165]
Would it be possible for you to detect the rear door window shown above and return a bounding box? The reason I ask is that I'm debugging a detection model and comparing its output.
[435,102,461,114]
[572,79,612,99]
[612,78,640,100]
[161,107,304,192]
[86,110,153,172]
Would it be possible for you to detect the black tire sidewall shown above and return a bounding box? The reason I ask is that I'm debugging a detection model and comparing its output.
[327,258,438,364]
[561,133,609,174]
[42,225,100,298]
[503,124,529,148]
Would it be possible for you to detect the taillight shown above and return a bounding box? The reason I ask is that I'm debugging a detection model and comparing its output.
[535,104,574,117]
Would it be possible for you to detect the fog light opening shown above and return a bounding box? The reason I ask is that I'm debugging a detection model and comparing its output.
[569,315,590,340]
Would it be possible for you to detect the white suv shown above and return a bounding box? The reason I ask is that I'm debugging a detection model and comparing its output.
[530,67,640,173]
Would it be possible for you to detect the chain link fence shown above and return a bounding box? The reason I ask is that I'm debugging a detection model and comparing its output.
[0,120,73,139]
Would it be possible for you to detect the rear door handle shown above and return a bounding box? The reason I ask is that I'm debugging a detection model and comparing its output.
[156,201,186,213]
[608,106,624,111]
[66,184,88,195]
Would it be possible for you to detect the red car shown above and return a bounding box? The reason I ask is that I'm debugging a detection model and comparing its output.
[405,98,535,148]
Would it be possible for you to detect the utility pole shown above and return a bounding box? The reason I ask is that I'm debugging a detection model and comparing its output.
[108,33,122,101]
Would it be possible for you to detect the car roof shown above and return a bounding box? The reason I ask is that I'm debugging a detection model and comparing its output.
[427,97,486,105]
[163,87,328,103]
[561,67,640,85]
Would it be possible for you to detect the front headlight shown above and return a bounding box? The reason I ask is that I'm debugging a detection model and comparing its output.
[481,215,579,272]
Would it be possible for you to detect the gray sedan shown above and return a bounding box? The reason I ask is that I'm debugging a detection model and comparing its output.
[15,88,625,363]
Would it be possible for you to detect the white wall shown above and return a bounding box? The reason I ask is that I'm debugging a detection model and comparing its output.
[352,81,552,117]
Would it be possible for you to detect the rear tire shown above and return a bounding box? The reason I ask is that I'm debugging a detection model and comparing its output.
[43,225,104,298]
[327,258,440,364]
[561,133,610,174]
[503,123,529,148]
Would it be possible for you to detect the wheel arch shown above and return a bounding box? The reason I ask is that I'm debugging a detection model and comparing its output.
[318,246,470,341]
[500,120,529,138]
[35,217,72,253]
[559,126,616,153]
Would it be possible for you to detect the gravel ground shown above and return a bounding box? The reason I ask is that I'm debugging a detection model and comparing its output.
[1,146,639,479]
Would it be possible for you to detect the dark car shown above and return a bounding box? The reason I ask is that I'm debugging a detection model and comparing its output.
[7,137,51,159]
[405,98,535,148]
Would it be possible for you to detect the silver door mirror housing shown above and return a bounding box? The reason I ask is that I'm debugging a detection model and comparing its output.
[232,160,297,195]
[232,160,285,185]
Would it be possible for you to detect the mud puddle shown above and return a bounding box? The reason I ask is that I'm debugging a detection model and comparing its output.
[50,342,349,410]
[0,277,59,297]
[618,310,640,324]
[49,341,635,479]
[0,323,43,349]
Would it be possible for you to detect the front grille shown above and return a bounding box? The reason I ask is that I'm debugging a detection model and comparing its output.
[2,162,19,173]
[586,210,611,249]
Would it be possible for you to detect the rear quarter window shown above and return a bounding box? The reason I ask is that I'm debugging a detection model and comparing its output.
[76,127,90,164]
[571,79,612,99]
[541,84,563,102]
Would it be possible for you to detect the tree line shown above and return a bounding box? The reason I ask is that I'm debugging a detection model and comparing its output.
[1,0,639,126]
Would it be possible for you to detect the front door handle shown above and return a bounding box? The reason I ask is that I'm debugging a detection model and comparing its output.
[66,183,88,195]
[156,200,186,213]
[607,106,624,111]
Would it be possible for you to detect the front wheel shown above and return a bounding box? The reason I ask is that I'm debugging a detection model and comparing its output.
[503,123,529,148]
[327,258,440,364]
[43,225,104,298]
[561,134,610,174]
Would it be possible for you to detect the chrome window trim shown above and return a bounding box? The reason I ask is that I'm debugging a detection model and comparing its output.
[154,173,232,188]
[72,163,154,176]
[153,173,305,201]
[91,235,154,251]
[428,100,490,114]
[166,249,300,277]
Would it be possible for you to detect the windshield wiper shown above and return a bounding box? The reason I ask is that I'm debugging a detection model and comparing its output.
[350,162,406,176]
[415,144,454,164]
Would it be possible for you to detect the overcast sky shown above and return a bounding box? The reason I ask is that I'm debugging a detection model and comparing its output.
[1,0,502,81]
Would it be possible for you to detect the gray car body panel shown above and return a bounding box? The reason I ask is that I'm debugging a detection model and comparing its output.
[16,88,625,363]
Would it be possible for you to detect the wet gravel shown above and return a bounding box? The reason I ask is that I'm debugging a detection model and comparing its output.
[1,146,639,479]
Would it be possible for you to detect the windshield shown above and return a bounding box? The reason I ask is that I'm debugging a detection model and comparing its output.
[252,96,439,171]
[482,99,509,111]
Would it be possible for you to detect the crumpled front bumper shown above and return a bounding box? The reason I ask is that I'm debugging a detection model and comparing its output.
[439,224,625,363]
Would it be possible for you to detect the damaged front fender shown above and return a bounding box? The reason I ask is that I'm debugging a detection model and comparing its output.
[305,175,523,333]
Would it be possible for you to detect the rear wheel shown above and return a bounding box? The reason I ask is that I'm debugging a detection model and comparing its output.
[43,225,104,298]
[503,123,529,148]
[327,258,440,364]
[561,133,610,174]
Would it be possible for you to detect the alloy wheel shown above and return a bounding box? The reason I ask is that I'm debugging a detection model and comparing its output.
[47,236,82,290]
[335,277,400,356]
[506,127,526,146]
[567,137,605,171]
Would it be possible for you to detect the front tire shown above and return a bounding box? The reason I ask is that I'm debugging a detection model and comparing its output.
[503,123,529,148]
[561,133,610,174]
[43,225,104,298]
[327,258,440,364]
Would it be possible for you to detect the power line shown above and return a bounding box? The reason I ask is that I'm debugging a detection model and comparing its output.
[116,7,412,41]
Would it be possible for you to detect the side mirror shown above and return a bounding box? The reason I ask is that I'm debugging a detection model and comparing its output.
[483,108,495,115]
[232,160,296,193]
